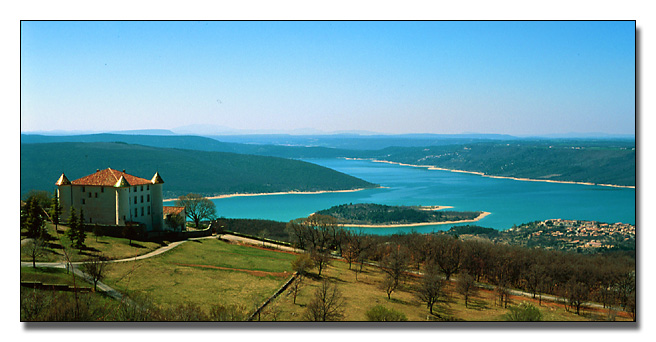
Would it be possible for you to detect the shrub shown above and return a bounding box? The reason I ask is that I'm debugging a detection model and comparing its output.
[365,305,408,321]
[504,302,543,321]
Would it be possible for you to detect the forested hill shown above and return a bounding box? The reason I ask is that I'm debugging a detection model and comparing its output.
[20,142,379,198]
[370,141,636,187]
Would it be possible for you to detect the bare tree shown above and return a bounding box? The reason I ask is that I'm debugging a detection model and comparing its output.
[80,253,109,291]
[565,278,589,315]
[456,272,478,308]
[23,236,47,268]
[382,275,397,300]
[311,248,331,277]
[415,264,445,315]
[428,235,463,280]
[289,275,305,305]
[380,243,409,299]
[175,193,217,228]
[286,219,308,249]
[304,279,345,321]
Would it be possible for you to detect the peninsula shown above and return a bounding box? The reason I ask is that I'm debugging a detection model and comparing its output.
[315,203,488,227]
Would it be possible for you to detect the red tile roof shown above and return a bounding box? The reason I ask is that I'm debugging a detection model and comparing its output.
[70,168,153,187]
[163,206,185,215]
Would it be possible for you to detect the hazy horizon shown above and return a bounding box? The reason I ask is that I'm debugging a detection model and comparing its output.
[21,21,636,136]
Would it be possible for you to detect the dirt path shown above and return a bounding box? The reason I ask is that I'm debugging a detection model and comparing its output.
[216,234,303,253]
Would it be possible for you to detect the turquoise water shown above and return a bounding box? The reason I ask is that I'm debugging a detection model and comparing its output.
[166,158,636,235]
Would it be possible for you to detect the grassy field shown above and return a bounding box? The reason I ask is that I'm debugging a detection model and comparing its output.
[102,238,297,312]
[20,223,163,263]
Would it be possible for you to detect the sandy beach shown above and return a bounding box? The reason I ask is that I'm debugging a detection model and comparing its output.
[358,159,635,189]
[344,211,491,228]
[417,205,454,211]
[163,188,369,202]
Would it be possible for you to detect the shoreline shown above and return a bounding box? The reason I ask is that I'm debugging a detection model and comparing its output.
[344,211,491,228]
[345,158,635,189]
[163,188,369,202]
[417,205,454,211]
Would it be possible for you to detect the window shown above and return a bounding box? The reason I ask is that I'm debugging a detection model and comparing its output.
[82,186,85,192]
[95,193,98,198]
[134,197,137,204]
[89,192,92,198]
[82,199,85,205]
[134,186,137,192]
[135,208,138,217]
[148,207,150,215]
[147,185,149,190]
[141,195,144,203]
[141,185,144,191]
[147,194,150,202]
[141,207,144,216]
[101,187,104,193]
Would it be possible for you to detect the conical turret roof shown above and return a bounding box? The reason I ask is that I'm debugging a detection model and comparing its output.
[114,175,131,187]
[55,173,71,186]
[151,172,164,184]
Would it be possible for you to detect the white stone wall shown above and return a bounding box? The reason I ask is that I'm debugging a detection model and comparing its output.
[124,184,155,230]
[150,183,164,231]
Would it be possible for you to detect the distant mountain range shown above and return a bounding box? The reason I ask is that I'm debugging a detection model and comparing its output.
[21,132,636,189]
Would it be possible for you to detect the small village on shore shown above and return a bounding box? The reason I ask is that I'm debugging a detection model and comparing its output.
[488,219,636,252]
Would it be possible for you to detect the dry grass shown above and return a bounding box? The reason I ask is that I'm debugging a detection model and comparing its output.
[263,259,634,322]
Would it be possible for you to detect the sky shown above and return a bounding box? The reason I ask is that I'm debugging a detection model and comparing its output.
[20,20,636,136]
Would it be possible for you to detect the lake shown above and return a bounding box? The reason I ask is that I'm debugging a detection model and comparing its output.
[168,158,636,235]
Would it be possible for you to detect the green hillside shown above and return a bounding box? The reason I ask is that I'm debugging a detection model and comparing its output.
[20,142,379,198]
[371,141,636,186]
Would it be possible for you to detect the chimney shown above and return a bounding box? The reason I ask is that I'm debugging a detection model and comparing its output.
[96,169,100,172]
[123,169,126,173]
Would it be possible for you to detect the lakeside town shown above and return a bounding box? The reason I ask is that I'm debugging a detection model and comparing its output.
[489,219,636,252]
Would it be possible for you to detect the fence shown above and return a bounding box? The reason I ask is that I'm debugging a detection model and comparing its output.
[21,281,91,293]
[247,272,299,321]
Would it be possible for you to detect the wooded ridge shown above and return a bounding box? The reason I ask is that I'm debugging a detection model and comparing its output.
[315,203,481,225]
[20,142,379,198]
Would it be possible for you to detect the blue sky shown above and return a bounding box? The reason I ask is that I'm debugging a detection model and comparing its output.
[20,21,636,135]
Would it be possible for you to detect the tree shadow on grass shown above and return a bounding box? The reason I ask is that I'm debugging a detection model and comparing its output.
[321,274,348,284]
[128,242,147,249]
[46,242,64,250]
[387,297,413,306]
[465,298,490,311]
